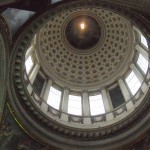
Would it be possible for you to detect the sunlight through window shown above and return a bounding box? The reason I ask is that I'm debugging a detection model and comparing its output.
[68,95,82,116]
[141,35,148,48]
[25,56,34,74]
[125,71,141,95]
[47,87,61,110]
[137,54,148,74]
[89,94,105,116]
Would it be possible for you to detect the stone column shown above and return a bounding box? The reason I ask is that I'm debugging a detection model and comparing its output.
[82,91,90,116]
[118,78,134,110]
[25,45,34,60]
[40,79,52,113]
[27,83,33,95]
[133,26,141,35]
[32,35,37,45]
[82,91,91,124]
[135,44,148,61]
[29,64,40,84]
[42,79,52,102]
[61,88,69,121]
[101,89,114,121]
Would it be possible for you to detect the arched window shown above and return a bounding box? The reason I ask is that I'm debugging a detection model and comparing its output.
[68,95,82,116]
[47,87,61,110]
[137,54,148,74]
[25,56,34,74]
[89,94,105,116]
[125,71,141,95]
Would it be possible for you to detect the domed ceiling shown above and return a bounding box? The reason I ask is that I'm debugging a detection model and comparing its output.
[7,1,150,150]
[36,6,134,90]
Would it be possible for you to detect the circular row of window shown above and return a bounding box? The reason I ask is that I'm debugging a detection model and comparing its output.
[24,27,149,117]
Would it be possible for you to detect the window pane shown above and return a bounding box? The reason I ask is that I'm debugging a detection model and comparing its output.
[68,95,82,116]
[137,54,148,74]
[32,73,45,96]
[141,35,148,48]
[25,56,34,74]
[125,71,141,95]
[89,94,105,116]
[47,87,61,110]
[109,86,125,109]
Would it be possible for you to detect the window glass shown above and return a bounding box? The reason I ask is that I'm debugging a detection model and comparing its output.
[47,87,61,110]
[25,56,34,74]
[32,73,45,96]
[137,54,148,74]
[68,95,82,116]
[125,71,141,95]
[89,94,105,116]
[109,86,125,109]
[141,35,148,48]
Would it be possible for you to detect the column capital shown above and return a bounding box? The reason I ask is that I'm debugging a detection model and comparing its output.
[82,90,89,94]
[63,87,70,91]
[99,86,106,91]
[46,78,53,84]
[117,76,124,81]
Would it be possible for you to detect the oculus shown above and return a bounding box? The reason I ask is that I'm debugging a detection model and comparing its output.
[65,15,101,50]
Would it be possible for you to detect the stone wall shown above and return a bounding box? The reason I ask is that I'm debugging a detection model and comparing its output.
[0,106,62,150]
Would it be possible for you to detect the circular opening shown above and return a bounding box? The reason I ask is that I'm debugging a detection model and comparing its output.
[65,15,101,50]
